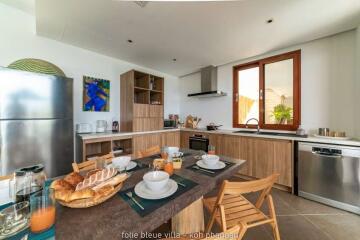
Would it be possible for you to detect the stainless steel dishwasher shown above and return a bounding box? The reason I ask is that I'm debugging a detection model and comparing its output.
[298,142,360,214]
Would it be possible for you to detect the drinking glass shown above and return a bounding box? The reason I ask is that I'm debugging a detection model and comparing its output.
[0,201,30,239]
[208,145,216,155]
[30,188,55,233]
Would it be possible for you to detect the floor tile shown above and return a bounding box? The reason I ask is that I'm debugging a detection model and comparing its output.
[304,214,360,240]
[270,215,333,240]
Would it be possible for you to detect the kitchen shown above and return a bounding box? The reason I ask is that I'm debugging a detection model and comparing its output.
[0,0,360,240]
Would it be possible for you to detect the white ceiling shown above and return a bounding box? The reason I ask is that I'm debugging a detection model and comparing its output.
[19,1,360,76]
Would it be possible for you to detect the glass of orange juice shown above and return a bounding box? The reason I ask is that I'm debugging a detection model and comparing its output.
[30,188,56,233]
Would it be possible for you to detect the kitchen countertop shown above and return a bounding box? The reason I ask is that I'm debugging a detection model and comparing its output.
[78,128,180,140]
[77,127,360,147]
[182,128,360,147]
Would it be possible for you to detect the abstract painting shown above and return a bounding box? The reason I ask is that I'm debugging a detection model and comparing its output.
[83,76,110,112]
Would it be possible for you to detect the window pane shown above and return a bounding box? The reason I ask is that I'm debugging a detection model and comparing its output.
[264,59,293,125]
[237,67,259,124]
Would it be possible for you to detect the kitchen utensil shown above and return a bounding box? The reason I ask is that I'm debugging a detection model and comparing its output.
[134,180,178,200]
[76,123,92,134]
[318,128,330,136]
[192,165,215,174]
[126,192,144,210]
[206,123,222,131]
[0,201,30,239]
[196,160,226,170]
[30,188,55,233]
[112,121,119,133]
[96,120,107,133]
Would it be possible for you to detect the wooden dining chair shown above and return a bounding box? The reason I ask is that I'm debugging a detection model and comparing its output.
[203,174,280,240]
[138,145,161,158]
[72,152,114,172]
[162,225,242,240]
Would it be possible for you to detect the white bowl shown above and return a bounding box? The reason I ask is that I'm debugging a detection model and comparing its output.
[202,154,220,166]
[143,171,169,192]
[164,146,180,158]
[112,156,131,170]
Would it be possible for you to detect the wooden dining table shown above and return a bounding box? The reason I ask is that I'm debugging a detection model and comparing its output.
[55,149,245,240]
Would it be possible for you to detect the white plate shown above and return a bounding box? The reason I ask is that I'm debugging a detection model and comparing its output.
[196,160,226,170]
[134,179,178,200]
[313,134,352,141]
[107,161,137,171]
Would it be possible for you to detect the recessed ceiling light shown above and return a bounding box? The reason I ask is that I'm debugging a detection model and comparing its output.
[127,39,133,43]
[266,18,274,24]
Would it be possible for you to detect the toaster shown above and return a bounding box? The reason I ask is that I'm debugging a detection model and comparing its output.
[76,123,92,133]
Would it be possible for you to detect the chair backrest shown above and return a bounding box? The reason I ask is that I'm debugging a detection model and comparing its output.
[72,153,114,172]
[138,145,161,158]
[216,174,279,209]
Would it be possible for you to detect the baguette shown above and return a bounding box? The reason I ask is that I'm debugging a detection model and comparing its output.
[94,185,114,201]
[67,188,95,202]
[75,168,117,191]
[92,173,128,191]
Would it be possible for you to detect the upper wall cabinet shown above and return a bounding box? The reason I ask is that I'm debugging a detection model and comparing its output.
[120,70,164,132]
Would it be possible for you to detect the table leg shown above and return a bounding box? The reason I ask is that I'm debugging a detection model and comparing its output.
[171,197,204,234]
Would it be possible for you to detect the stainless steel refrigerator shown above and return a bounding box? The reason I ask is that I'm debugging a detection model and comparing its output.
[0,67,73,178]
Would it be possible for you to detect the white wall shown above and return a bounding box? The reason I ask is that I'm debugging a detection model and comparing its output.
[179,30,359,137]
[356,26,360,137]
[0,3,180,130]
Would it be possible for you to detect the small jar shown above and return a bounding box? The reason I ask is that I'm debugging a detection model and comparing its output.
[164,161,174,176]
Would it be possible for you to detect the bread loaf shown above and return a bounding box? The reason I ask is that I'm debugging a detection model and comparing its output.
[94,185,114,201]
[67,188,95,202]
[55,189,73,202]
[75,168,117,191]
[64,172,84,187]
[92,173,128,191]
[50,179,75,191]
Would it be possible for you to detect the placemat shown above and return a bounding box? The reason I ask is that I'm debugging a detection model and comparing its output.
[186,160,235,177]
[0,179,55,240]
[119,174,198,217]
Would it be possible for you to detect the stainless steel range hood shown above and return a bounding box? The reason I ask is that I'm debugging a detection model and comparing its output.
[188,66,227,97]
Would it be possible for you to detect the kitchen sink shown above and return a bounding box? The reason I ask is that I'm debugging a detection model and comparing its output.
[232,130,307,138]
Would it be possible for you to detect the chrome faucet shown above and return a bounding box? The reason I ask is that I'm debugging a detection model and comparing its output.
[245,118,260,133]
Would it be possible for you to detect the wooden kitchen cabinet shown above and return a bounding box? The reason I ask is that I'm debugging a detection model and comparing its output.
[161,131,180,147]
[180,130,292,188]
[180,131,192,148]
[132,133,162,158]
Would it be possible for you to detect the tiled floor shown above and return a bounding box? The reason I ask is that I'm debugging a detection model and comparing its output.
[205,177,360,240]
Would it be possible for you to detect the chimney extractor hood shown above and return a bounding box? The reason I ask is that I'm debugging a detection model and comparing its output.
[188,66,227,98]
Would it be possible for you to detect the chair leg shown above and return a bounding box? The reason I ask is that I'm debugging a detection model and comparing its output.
[237,222,248,240]
[267,195,280,240]
[205,208,217,233]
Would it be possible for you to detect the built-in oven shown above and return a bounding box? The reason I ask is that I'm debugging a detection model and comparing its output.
[189,134,209,152]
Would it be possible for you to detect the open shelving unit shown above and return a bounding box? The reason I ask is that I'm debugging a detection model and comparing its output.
[121,70,164,132]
